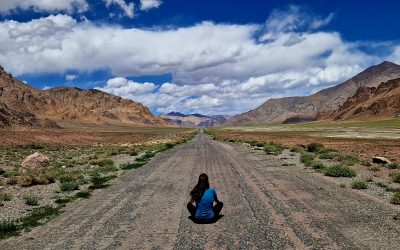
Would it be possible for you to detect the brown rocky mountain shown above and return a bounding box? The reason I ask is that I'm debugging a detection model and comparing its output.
[44,87,166,126]
[0,66,166,128]
[224,61,400,125]
[160,112,228,127]
[331,78,400,120]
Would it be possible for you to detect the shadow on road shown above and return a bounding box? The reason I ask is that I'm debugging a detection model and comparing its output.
[188,214,224,224]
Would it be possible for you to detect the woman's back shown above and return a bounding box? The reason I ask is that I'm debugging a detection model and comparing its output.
[195,188,216,220]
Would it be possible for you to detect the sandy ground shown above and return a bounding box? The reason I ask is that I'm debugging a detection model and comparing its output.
[210,129,400,163]
[1,132,400,249]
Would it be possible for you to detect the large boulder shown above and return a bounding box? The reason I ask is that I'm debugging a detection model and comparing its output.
[21,152,50,172]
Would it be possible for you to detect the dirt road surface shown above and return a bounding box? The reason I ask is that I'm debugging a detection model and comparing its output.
[1,132,400,249]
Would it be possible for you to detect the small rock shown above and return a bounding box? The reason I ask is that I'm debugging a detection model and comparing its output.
[372,156,391,164]
[62,165,67,169]
[21,152,51,173]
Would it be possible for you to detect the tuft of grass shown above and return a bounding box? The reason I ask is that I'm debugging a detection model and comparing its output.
[318,152,341,160]
[339,183,346,188]
[3,170,19,178]
[54,196,75,204]
[324,164,357,178]
[290,146,305,153]
[75,190,91,199]
[360,159,372,167]
[24,195,39,206]
[121,161,147,170]
[88,172,113,190]
[352,179,368,189]
[391,172,400,183]
[264,142,284,155]
[393,212,400,220]
[309,160,325,170]
[89,158,114,168]
[388,163,400,169]
[60,182,80,192]
[391,191,400,205]
[0,192,12,201]
[58,171,85,184]
[0,219,19,238]
[300,153,315,166]
[19,205,62,230]
[338,155,359,166]
[306,142,324,153]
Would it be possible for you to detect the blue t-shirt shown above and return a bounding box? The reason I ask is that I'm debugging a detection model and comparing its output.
[195,188,217,221]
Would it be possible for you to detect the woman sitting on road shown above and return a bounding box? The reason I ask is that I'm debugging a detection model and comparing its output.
[187,173,223,223]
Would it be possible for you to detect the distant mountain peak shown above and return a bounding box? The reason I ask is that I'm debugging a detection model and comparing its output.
[190,113,209,118]
[166,111,188,117]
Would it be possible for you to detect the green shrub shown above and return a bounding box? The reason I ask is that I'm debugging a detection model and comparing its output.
[121,161,147,170]
[60,182,79,192]
[388,163,400,169]
[89,172,110,189]
[89,158,114,168]
[3,170,19,178]
[164,142,175,149]
[300,153,315,166]
[352,180,368,189]
[0,193,12,201]
[324,165,357,178]
[290,146,305,153]
[0,219,18,236]
[391,172,400,183]
[264,142,284,155]
[306,142,324,153]
[24,195,39,206]
[54,196,74,204]
[360,159,372,166]
[391,191,400,205]
[393,212,400,220]
[309,160,325,170]
[58,172,85,184]
[338,155,359,166]
[75,190,91,199]
[318,152,341,160]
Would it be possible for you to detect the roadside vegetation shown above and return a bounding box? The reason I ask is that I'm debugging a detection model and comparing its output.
[0,130,197,239]
[205,128,400,211]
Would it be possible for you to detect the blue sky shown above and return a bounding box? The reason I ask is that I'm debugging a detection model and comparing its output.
[0,0,399,115]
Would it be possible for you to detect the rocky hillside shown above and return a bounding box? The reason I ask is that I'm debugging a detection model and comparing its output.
[0,66,166,128]
[224,61,400,125]
[160,112,228,127]
[45,87,166,126]
[331,78,400,120]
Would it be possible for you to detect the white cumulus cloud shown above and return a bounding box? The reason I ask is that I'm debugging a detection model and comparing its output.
[140,0,162,11]
[0,6,397,115]
[66,74,78,81]
[104,0,135,18]
[0,0,89,14]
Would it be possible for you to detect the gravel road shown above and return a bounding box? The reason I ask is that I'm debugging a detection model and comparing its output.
[1,131,400,249]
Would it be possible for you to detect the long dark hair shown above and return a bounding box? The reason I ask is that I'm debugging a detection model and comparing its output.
[190,173,210,201]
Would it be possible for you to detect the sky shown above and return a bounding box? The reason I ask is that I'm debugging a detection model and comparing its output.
[0,0,399,115]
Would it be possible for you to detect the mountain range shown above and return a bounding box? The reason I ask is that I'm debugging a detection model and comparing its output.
[0,66,166,128]
[159,112,228,127]
[224,61,400,125]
